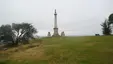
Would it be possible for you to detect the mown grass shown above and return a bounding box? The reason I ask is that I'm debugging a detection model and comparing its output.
[0,36,113,64]
[43,36,113,64]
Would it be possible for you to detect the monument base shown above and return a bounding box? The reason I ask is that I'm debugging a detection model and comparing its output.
[52,28,60,37]
[52,34,60,37]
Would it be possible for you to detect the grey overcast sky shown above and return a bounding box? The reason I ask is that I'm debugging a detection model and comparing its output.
[0,0,113,36]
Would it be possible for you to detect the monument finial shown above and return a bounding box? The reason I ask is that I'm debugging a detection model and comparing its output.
[55,9,57,14]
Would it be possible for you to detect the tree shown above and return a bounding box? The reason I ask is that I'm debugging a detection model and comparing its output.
[0,24,15,44]
[12,23,37,44]
[101,19,111,35]
[109,13,113,24]
[0,22,37,46]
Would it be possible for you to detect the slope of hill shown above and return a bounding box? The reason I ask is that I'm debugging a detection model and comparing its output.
[0,36,113,64]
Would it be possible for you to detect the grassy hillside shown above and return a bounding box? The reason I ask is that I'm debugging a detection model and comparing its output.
[0,36,113,64]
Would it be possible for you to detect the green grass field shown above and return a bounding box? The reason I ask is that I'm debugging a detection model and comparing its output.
[0,36,113,64]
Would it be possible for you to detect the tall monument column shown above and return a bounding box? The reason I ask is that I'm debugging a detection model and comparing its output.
[52,9,60,36]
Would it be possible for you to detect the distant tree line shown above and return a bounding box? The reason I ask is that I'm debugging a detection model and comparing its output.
[0,22,37,46]
[101,14,113,35]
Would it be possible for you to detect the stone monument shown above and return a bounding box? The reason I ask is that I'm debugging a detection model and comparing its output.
[47,10,65,37]
[61,31,65,36]
[52,9,60,37]
[47,32,51,37]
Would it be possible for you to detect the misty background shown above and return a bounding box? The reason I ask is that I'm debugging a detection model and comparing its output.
[0,0,113,36]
